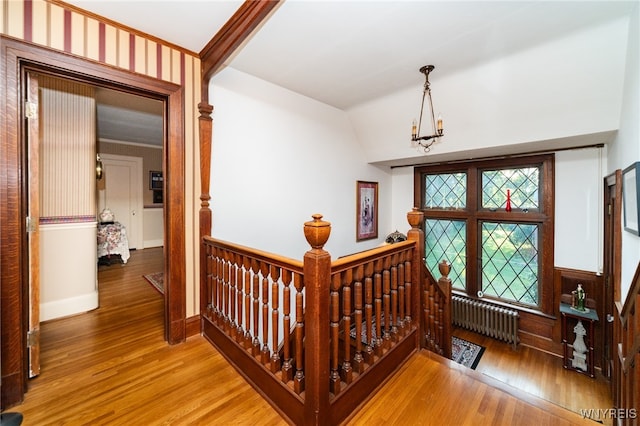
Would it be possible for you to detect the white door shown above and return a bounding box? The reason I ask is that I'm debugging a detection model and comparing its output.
[98,154,143,249]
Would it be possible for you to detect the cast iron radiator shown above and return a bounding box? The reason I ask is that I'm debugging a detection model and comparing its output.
[452,295,519,349]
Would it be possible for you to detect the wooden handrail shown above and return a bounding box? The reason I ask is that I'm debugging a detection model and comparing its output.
[202,236,303,272]
[331,239,415,272]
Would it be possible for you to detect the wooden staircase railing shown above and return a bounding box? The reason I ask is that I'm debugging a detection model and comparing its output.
[200,208,452,425]
[613,260,640,424]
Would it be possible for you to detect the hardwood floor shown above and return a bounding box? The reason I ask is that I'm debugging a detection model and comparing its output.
[9,248,612,425]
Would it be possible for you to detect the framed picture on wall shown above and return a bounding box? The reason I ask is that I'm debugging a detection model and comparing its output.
[356,180,378,241]
[623,162,640,236]
[149,170,163,190]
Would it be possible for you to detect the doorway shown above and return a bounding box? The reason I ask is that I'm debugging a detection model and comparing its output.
[1,37,186,408]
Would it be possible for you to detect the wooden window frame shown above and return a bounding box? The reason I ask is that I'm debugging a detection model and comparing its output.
[414,154,555,314]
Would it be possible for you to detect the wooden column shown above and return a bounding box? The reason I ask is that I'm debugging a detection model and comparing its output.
[302,214,331,425]
[199,102,213,318]
[407,207,425,349]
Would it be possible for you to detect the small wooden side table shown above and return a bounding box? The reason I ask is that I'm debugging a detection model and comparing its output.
[560,302,598,378]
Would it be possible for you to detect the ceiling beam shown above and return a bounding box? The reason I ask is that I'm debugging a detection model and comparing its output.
[199,0,282,96]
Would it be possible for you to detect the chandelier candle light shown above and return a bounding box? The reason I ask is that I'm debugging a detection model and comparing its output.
[411,65,444,152]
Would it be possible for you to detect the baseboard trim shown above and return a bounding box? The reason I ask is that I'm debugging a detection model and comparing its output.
[185,315,200,337]
[40,291,99,322]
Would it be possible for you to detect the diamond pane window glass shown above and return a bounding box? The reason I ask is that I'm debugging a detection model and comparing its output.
[425,173,466,209]
[481,222,539,306]
[482,167,539,210]
[425,219,466,289]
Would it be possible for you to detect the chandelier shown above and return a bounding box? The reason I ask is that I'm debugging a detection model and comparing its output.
[411,65,443,152]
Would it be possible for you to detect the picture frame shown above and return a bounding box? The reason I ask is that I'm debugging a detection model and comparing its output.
[622,162,640,236]
[149,170,163,190]
[356,180,378,241]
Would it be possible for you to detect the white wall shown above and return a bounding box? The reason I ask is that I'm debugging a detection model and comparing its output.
[348,17,629,166]
[40,222,99,321]
[143,207,164,248]
[210,68,392,259]
[608,4,640,301]
[555,147,605,272]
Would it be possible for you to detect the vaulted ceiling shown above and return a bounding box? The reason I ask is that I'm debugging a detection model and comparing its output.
[66,0,636,147]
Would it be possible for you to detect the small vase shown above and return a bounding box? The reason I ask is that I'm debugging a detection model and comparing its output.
[505,189,512,212]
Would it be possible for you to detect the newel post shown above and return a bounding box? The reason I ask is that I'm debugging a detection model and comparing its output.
[303,214,332,425]
[437,260,452,358]
[406,207,425,349]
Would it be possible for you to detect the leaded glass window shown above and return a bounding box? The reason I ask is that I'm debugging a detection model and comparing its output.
[482,167,539,211]
[480,222,539,305]
[425,172,466,209]
[416,154,553,313]
[425,219,466,289]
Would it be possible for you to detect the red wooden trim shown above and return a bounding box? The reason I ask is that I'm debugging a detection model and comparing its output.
[156,43,162,80]
[129,33,135,72]
[63,9,72,52]
[98,22,106,62]
[24,0,33,42]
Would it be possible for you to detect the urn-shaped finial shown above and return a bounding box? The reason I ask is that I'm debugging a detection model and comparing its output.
[407,207,424,229]
[304,214,331,249]
[438,259,451,278]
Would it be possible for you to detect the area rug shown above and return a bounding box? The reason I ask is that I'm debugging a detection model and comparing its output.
[452,336,485,370]
[143,272,164,295]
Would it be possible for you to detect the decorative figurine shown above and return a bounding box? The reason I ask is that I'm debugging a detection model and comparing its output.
[571,320,588,372]
[575,283,586,311]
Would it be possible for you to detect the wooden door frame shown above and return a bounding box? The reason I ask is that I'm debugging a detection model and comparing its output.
[1,36,186,408]
[603,170,622,379]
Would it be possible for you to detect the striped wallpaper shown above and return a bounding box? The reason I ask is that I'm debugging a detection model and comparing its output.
[39,74,96,221]
[1,0,197,85]
[2,0,204,315]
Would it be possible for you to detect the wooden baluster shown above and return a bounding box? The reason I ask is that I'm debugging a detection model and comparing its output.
[270,265,281,372]
[374,258,383,356]
[236,263,244,343]
[436,296,443,354]
[223,253,230,332]
[215,253,223,324]
[252,259,260,357]
[230,258,238,339]
[302,214,331,425]
[390,253,399,339]
[243,260,252,349]
[397,252,406,334]
[353,265,365,373]
[329,273,341,395]
[382,257,391,347]
[293,273,305,394]
[364,263,374,364]
[261,262,271,364]
[428,281,436,347]
[341,269,353,384]
[404,257,412,324]
[205,244,213,319]
[281,270,293,382]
